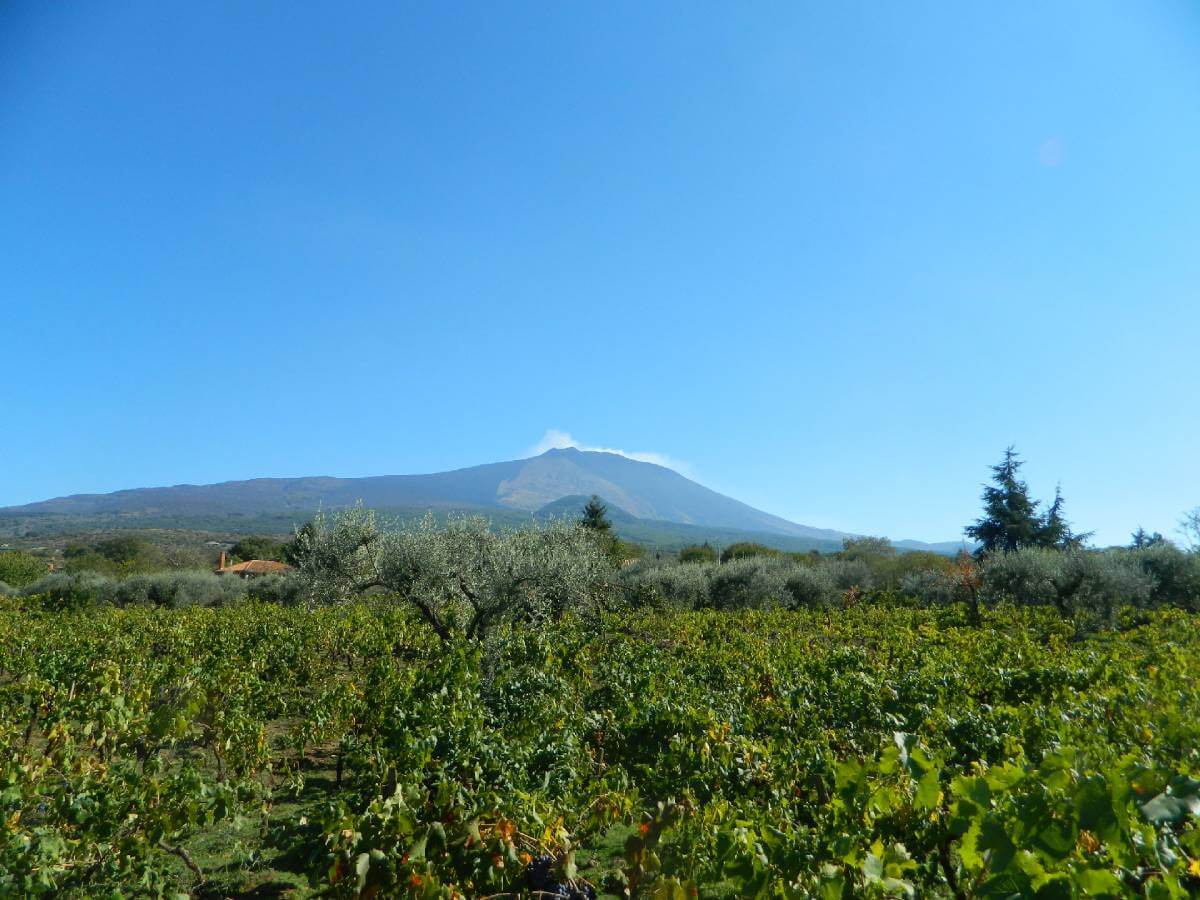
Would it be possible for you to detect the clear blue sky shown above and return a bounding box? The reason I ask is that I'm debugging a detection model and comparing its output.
[4,1,1199,545]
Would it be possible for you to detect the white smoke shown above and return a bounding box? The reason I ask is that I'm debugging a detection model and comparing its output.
[527,429,690,475]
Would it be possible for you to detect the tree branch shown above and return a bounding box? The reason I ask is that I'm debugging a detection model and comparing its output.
[159,837,204,885]
[938,837,965,900]
[410,595,450,642]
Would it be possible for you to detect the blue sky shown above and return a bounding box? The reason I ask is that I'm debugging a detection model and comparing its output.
[3,1,1199,545]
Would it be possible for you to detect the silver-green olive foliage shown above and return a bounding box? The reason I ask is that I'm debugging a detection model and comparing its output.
[292,506,616,640]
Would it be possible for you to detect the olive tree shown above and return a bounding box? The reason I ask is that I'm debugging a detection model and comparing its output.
[980,547,1153,622]
[292,507,616,640]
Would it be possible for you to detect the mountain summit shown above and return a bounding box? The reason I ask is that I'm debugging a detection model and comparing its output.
[2,448,847,542]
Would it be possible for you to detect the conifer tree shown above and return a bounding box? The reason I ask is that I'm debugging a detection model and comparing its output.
[1130,527,1166,549]
[580,496,612,534]
[1037,484,1090,549]
[966,448,1091,554]
[965,447,1043,555]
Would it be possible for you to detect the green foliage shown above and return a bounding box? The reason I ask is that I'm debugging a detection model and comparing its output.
[13,569,301,610]
[966,446,1043,553]
[61,541,124,576]
[5,602,1200,896]
[629,543,1200,626]
[678,543,717,564]
[967,447,1087,555]
[719,541,780,563]
[245,571,306,605]
[20,572,117,611]
[707,558,788,610]
[293,507,617,640]
[978,547,1155,624]
[1038,483,1092,549]
[60,535,164,575]
[621,558,713,608]
[624,556,847,611]
[897,565,961,606]
[228,535,287,562]
[781,564,838,608]
[1129,543,1200,610]
[574,497,644,566]
[0,550,48,588]
[839,535,895,560]
[1131,527,1167,549]
[94,534,155,565]
[115,572,250,608]
[609,537,645,565]
[871,550,954,590]
[580,495,613,534]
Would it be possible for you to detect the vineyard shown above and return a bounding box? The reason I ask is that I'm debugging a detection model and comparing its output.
[4,597,1200,898]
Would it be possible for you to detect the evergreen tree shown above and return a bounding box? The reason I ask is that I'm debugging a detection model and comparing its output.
[966,448,1092,554]
[965,447,1044,555]
[1130,527,1166,549]
[580,496,612,534]
[578,496,638,567]
[1036,484,1091,549]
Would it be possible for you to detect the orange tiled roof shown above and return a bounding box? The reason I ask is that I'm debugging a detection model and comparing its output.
[216,559,293,575]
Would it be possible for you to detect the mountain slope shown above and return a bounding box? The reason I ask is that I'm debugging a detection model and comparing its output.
[1,448,848,541]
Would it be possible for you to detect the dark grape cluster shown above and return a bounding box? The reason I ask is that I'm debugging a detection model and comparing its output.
[523,854,597,899]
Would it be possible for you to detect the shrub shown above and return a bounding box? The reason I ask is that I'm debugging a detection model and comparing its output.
[824,558,874,592]
[229,536,288,563]
[979,548,1062,607]
[17,570,261,609]
[719,542,780,564]
[620,560,711,609]
[897,568,960,606]
[839,536,895,561]
[707,559,788,610]
[678,544,718,564]
[624,556,881,611]
[59,536,164,575]
[0,550,48,588]
[1125,544,1200,610]
[1051,551,1153,625]
[247,573,306,605]
[783,565,837,609]
[94,535,154,565]
[114,572,246,608]
[620,544,1200,624]
[981,548,1154,622]
[61,551,121,576]
[21,572,116,610]
[873,551,954,590]
[623,557,842,611]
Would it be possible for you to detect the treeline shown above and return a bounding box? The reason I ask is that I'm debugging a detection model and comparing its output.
[4,448,1198,631]
[0,570,302,610]
[11,519,1197,638]
[0,533,295,583]
[0,532,300,605]
[624,541,1200,619]
[640,446,1200,629]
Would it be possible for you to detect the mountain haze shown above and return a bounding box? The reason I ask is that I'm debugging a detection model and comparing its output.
[2,448,850,542]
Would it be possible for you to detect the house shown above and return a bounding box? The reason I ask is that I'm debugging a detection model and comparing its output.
[214,551,294,578]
